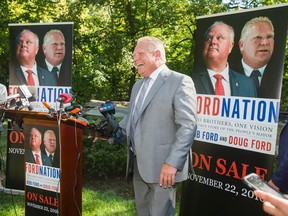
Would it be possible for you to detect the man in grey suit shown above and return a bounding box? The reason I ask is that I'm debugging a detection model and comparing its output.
[192,21,257,97]
[119,36,197,215]
[9,29,57,86]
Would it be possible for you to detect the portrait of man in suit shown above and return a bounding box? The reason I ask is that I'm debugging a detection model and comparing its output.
[192,21,257,97]
[9,29,57,86]
[238,16,277,99]
[42,130,59,168]
[119,36,197,215]
[26,127,52,166]
[42,29,71,86]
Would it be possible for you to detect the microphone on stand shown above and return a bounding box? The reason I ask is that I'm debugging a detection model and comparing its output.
[42,101,57,117]
[57,93,73,104]
[64,105,83,112]
[57,93,73,113]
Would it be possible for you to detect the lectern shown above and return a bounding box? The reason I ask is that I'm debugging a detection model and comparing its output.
[4,110,85,216]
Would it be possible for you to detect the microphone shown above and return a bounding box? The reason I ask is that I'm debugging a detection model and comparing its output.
[64,105,83,112]
[15,99,33,111]
[57,93,73,104]
[42,101,56,117]
[5,94,20,108]
[6,94,20,102]
[27,86,37,102]
[42,101,56,111]
[18,85,32,99]
[71,108,81,115]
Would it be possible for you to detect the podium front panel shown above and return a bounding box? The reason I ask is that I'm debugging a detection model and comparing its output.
[23,116,82,216]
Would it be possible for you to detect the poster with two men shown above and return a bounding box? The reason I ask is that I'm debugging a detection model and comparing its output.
[180,4,288,216]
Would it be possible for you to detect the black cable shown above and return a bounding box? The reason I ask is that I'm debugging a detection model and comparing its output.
[72,120,81,216]
[56,106,62,216]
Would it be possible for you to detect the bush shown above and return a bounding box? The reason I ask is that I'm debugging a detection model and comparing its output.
[82,136,127,179]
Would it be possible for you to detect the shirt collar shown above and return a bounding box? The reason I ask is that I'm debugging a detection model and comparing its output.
[207,64,230,83]
[147,64,166,81]
[241,59,266,77]
[45,59,61,72]
[21,63,38,75]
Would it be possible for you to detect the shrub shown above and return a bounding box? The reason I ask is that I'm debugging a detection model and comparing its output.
[82,136,127,179]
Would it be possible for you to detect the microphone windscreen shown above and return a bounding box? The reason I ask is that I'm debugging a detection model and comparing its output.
[58,93,73,104]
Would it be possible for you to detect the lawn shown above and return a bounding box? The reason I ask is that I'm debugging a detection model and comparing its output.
[0,186,136,216]
[0,176,181,215]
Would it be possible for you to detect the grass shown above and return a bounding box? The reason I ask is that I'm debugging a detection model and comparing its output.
[82,188,136,216]
[0,188,136,216]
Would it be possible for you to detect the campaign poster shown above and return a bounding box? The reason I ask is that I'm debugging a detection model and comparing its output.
[8,22,73,112]
[24,119,60,215]
[5,22,72,192]
[180,4,288,216]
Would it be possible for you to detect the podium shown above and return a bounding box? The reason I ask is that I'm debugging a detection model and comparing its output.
[4,110,85,216]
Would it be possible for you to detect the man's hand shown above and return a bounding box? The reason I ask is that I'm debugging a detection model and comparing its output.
[159,163,177,188]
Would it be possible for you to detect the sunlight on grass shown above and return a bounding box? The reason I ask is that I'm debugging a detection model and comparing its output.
[82,188,136,216]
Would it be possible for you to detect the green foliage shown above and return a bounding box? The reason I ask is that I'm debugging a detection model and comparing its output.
[82,137,127,178]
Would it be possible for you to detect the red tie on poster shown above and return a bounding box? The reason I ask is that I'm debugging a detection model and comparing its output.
[214,74,225,95]
[35,154,40,165]
[26,69,35,86]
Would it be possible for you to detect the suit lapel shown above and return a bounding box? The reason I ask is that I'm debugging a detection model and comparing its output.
[37,66,45,85]
[229,68,240,96]
[126,80,143,133]
[16,67,28,85]
[199,70,214,94]
[140,68,168,116]
[130,67,170,126]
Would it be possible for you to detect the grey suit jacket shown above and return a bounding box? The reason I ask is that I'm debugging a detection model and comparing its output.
[120,65,197,183]
[9,65,57,86]
[192,66,257,97]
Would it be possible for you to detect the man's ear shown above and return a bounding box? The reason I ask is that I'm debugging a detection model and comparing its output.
[42,45,46,54]
[229,42,234,54]
[155,50,161,60]
[238,40,244,52]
